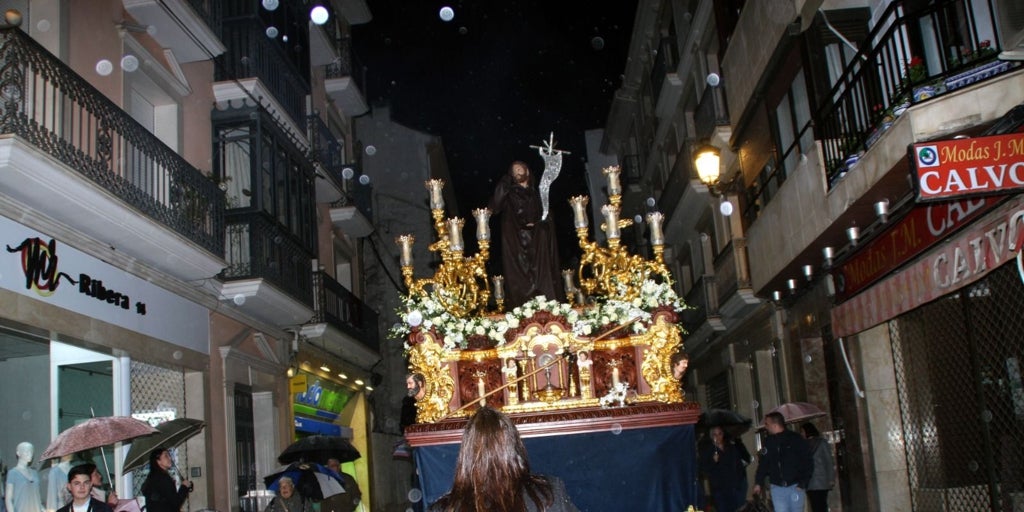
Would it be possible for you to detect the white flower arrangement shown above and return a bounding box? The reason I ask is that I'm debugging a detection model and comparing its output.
[391,280,685,351]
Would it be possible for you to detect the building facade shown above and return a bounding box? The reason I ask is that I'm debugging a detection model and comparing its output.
[0,1,377,512]
[600,0,1024,510]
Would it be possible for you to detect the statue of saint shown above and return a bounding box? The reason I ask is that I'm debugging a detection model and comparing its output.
[488,160,564,308]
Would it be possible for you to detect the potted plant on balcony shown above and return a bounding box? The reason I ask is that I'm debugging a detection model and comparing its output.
[902,56,939,102]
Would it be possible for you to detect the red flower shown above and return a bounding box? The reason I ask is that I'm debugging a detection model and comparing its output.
[909,56,924,67]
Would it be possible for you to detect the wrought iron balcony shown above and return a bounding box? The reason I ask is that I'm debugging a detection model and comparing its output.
[0,26,225,261]
[313,271,379,353]
[222,211,315,311]
[324,38,369,117]
[650,36,679,101]
[694,83,729,142]
[817,0,1014,184]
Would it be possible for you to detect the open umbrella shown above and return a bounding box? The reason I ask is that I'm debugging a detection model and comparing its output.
[41,417,157,460]
[264,462,345,500]
[123,418,206,472]
[278,435,361,465]
[698,409,753,436]
[767,402,826,424]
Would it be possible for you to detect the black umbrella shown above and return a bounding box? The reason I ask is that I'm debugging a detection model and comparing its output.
[123,418,206,472]
[698,409,753,436]
[278,435,361,465]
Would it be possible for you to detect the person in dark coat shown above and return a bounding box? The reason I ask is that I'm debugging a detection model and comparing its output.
[141,449,191,512]
[699,426,751,512]
[800,423,835,512]
[429,407,578,512]
[752,412,813,512]
[57,464,113,512]
[488,160,564,308]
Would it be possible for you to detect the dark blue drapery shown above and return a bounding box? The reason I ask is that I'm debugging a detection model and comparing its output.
[415,424,699,511]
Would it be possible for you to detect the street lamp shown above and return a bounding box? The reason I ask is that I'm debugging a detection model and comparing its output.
[693,142,733,216]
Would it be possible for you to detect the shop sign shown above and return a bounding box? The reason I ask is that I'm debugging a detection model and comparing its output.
[912,133,1024,201]
[832,194,1024,337]
[833,196,1003,301]
[293,373,353,418]
[1,216,209,353]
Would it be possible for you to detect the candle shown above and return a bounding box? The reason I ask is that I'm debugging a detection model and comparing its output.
[446,217,465,251]
[472,208,491,241]
[426,179,445,210]
[603,166,622,196]
[601,204,621,239]
[646,211,665,245]
[477,377,486,398]
[612,367,620,387]
[492,275,505,300]
[396,234,415,266]
[562,269,575,296]
[569,195,589,228]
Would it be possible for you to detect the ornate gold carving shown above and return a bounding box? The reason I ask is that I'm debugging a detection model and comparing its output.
[639,315,684,403]
[408,330,455,423]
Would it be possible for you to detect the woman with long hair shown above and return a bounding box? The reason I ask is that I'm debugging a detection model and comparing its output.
[141,449,191,512]
[429,407,578,512]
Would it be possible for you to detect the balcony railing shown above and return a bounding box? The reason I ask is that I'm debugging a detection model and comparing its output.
[0,27,224,254]
[651,36,679,101]
[187,0,221,29]
[693,83,729,141]
[817,0,1013,184]
[217,19,310,127]
[325,38,368,101]
[314,271,379,353]
[308,113,345,178]
[222,212,314,306]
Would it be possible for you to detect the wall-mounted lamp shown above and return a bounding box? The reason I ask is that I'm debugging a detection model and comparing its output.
[320,364,330,372]
[337,373,348,380]
[846,226,860,246]
[802,264,814,281]
[874,199,890,223]
[771,290,782,302]
[787,278,798,292]
[822,246,835,267]
[693,142,733,216]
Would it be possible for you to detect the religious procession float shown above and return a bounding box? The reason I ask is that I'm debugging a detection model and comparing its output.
[392,137,698,427]
[393,137,704,510]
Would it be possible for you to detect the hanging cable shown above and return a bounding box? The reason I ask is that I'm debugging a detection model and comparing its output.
[837,337,866,399]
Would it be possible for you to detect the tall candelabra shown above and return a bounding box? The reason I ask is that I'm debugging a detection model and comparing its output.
[569,166,672,302]
[396,179,495,317]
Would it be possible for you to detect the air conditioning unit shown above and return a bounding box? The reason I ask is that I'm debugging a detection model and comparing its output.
[995,0,1024,60]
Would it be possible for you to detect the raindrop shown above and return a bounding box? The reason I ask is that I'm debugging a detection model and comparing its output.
[146,25,157,36]
[173,350,183,360]
[646,197,656,207]
[266,26,279,39]
[459,26,468,35]
[406,311,423,327]
[407,488,423,502]
[342,167,354,179]
[95,59,113,76]
[719,200,734,217]
[282,34,289,43]
[980,409,993,422]
[968,460,979,472]
[233,294,246,306]
[262,0,279,10]
[310,6,329,25]
[358,174,370,185]
[591,36,605,50]
[365,145,377,156]
[120,55,139,72]
[36,19,50,32]
[610,423,623,435]
[634,214,643,223]
[439,6,455,22]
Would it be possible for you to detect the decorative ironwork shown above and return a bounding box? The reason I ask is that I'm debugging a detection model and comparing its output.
[313,270,379,352]
[222,212,314,307]
[0,27,224,255]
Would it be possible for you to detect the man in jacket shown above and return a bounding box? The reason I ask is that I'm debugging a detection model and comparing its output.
[752,412,813,512]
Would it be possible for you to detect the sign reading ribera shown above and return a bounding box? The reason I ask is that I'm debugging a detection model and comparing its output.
[912,133,1024,201]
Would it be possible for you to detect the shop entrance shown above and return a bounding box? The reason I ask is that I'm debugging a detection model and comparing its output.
[890,261,1024,511]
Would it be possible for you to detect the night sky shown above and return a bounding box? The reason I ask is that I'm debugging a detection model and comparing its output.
[353,1,638,266]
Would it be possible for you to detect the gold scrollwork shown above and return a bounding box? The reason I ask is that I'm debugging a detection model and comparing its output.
[639,316,684,403]
[408,330,455,423]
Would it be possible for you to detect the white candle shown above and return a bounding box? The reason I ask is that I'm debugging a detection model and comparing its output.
[569,195,589,228]
[396,235,415,266]
[602,204,621,239]
[561,269,575,295]
[492,276,505,300]
[646,212,665,245]
[603,166,622,196]
[612,367,620,387]
[426,179,445,210]
[472,208,491,241]
[477,377,486,398]
[447,217,465,251]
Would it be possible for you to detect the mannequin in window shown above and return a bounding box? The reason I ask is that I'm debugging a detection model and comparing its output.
[45,455,73,512]
[6,443,44,512]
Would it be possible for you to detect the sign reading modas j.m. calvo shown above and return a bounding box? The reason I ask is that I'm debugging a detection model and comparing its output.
[912,133,1024,202]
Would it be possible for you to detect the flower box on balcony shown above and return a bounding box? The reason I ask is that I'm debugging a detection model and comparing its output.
[944,60,1016,92]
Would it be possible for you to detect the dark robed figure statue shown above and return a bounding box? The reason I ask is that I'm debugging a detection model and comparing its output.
[489,160,564,308]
